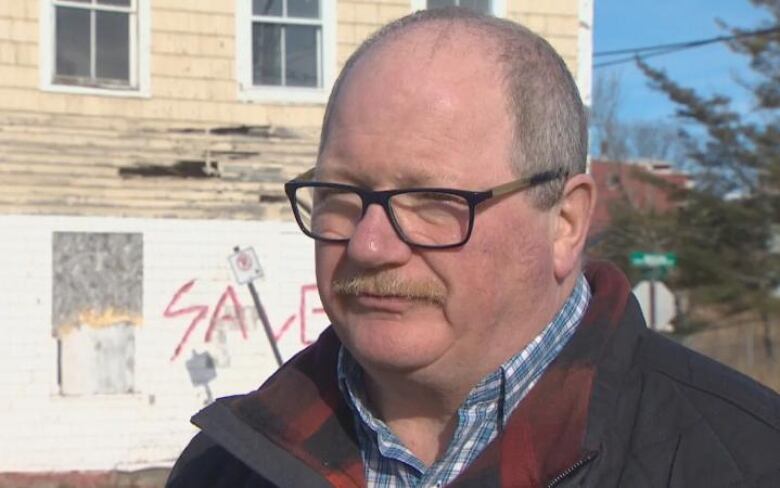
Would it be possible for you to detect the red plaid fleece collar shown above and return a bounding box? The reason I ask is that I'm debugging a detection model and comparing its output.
[220,261,633,487]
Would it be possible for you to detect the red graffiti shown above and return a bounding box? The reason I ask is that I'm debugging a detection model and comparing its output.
[206,286,247,342]
[164,280,208,361]
[164,279,248,361]
[273,315,297,342]
[276,284,327,346]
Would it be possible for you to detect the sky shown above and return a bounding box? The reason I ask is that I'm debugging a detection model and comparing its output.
[593,0,775,123]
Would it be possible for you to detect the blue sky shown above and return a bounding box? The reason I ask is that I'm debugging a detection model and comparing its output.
[593,0,774,123]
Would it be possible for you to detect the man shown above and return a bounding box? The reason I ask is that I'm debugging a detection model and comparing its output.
[168,8,780,488]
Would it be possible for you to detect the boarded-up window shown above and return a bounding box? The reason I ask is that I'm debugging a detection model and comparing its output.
[53,232,142,395]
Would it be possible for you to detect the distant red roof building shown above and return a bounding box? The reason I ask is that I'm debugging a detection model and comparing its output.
[589,159,691,237]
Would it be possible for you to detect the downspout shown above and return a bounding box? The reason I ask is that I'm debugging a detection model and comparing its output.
[578,0,594,172]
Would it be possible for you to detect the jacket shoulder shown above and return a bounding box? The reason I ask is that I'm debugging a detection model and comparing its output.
[632,330,780,484]
[639,329,780,430]
[166,432,274,488]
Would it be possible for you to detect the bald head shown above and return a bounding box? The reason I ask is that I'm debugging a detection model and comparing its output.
[320,8,587,207]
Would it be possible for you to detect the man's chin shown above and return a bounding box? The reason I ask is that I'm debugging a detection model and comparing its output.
[334,318,451,374]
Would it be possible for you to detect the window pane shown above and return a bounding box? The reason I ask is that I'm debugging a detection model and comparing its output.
[55,6,91,78]
[427,0,456,8]
[252,23,282,85]
[427,0,492,13]
[285,25,318,87]
[459,0,492,14]
[288,0,319,18]
[253,0,282,16]
[96,11,130,81]
[98,0,132,6]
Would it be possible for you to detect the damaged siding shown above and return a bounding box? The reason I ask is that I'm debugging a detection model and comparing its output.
[0,0,581,221]
[0,0,584,477]
[0,112,317,219]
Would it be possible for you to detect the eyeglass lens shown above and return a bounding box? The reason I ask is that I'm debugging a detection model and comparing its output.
[294,186,472,246]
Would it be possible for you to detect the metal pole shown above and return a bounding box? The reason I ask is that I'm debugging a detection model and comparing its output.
[232,245,283,367]
[649,270,657,330]
[248,280,284,367]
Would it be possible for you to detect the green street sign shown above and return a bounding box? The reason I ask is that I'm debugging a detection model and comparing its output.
[630,252,677,268]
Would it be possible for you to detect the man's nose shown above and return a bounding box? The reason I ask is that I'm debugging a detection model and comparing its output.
[346,203,413,268]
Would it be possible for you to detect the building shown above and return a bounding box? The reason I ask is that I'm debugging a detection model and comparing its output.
[0,0,592,480]
[589,159,692,237]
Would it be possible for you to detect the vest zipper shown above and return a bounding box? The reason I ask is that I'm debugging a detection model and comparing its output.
[545,450,599,488]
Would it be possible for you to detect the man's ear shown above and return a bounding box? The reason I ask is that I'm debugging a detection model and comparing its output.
[552,173,596,281]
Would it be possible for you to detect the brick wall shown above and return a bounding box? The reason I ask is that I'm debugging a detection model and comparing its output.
[0,215,327,471]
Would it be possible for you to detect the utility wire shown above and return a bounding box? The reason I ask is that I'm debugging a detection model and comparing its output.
[594,25,780,57]
[594,45,693,69]
[593,25,780,69]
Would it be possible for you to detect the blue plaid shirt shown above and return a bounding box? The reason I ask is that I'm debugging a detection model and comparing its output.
[337,275,591,487]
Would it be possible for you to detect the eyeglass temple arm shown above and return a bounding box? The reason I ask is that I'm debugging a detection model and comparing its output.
[490,169,567,197]
[291,167,566,201]
[290,168,316,217]
[294,167,316,181]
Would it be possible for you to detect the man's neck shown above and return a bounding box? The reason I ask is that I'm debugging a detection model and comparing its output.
[362,369,467,466]
[355,273,581,465]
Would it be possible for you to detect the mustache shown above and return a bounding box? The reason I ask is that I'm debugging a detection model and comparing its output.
[332,272,446,306]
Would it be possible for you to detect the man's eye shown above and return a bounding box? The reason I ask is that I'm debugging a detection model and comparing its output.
[422,192,466,203]
[406,192,469,208]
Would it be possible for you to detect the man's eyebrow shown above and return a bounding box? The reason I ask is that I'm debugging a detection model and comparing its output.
[313,165,355,183]
[315,162,460,188]
[394,165,461,188]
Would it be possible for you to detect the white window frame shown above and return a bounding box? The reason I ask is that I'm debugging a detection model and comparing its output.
[39,0,151,98]
[577,0,594,108]
[410,0,506,17]
[236,0,336,104]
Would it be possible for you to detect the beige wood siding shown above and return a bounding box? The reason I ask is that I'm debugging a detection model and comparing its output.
[0,1,578,128]
[0,0,582,220]
[507,0,579,74]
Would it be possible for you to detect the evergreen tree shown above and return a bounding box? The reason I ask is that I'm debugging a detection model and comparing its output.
[632,0,780,354]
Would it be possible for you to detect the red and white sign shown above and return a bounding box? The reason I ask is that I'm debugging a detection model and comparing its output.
[228,247,264,284]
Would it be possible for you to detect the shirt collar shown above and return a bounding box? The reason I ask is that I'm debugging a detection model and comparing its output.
[337,273,591,427]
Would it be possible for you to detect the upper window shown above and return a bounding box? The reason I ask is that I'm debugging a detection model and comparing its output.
[428,0,491,14]
[412,0,505,16]
[237,0,336,103]
[40,0,150,96]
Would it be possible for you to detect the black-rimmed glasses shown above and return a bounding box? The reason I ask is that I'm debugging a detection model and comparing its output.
[284,168,568,249]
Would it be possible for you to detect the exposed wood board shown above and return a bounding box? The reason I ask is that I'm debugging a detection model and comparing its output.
[0,108,319,220]
[0,129,318,152]
[1,151,313,172]
[0,191,271,212]
[0,182,285,203]
[0,203,293,221]
[1,172,286,193]
[0,136,304,156]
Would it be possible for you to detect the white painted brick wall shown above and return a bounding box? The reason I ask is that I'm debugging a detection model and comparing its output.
[0,215,329,472]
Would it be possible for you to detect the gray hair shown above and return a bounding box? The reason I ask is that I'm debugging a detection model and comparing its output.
[319,8,587,208]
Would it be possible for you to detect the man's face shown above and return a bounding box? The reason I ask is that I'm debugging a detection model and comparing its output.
[315,29,559,381]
